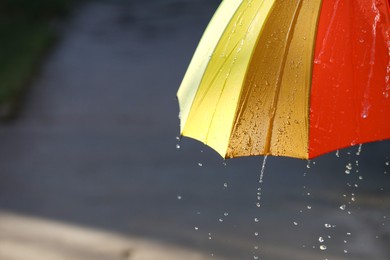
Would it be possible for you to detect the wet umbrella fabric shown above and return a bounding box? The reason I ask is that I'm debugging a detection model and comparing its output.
[177,0,390,159]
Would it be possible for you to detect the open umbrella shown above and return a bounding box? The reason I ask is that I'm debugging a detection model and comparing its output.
[177,0,390,159]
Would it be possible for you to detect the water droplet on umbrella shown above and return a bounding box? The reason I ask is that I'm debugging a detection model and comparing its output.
[176,144,181,149]
[325,224,331,228]
[177,195,182,200]
[254,232,259,236]
[293,222,298,226]
[198,162,203,167]
[223,183,228,188]
[340,204,346,210]
[224,212,229,217]
[254,218,259,222]
[319,237,324,243]
[320,245,327,251]
[361,111,368,118]
[194,227,199,231]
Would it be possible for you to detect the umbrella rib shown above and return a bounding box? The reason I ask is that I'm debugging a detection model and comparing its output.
[192,41,240,114]
[264,0,304,154]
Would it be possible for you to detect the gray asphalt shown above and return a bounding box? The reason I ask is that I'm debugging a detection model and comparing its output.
[0,1,389,259]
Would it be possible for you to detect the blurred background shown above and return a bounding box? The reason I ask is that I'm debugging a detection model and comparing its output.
[0,0,389,259]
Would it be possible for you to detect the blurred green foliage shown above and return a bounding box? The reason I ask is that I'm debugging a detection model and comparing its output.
[1,0,72,19]
[0,0,73,119]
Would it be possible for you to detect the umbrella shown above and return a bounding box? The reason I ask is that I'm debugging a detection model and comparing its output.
[177,0,390,159]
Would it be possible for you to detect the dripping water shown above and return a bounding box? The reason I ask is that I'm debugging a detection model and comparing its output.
[259,155,268,184]
[256,155,268,208]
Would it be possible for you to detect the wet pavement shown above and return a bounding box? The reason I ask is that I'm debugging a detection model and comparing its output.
[0,1,389,259]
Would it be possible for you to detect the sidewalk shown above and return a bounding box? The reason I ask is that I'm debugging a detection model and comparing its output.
[0,211,220,260]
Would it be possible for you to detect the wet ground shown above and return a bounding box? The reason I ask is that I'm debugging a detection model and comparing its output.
[0,1,389,259]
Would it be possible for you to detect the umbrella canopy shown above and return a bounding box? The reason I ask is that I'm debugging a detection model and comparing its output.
[177,0,390,159]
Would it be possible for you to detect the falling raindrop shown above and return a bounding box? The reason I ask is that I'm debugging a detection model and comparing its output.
[223,183,228,188]
[319,237,324,243]
[176,144,181,149]
[320,245,327,251]
[307,205,312,210]
[254,232,259,236]
[177,195,182,200]
[224,212,229,217]
[198,162,203,167]
[345,163,352,174]
[356,144,363,155]
[306,160,311,168]
[254,218,259,223]
[335,150,340,157]
[194,227,199,231]
[293,221,298,226]
[324,224,331,228]
[340,204,346,210]
[218,218,223,222]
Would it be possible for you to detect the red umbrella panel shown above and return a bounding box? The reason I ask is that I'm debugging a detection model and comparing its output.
[310,0,390,158]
